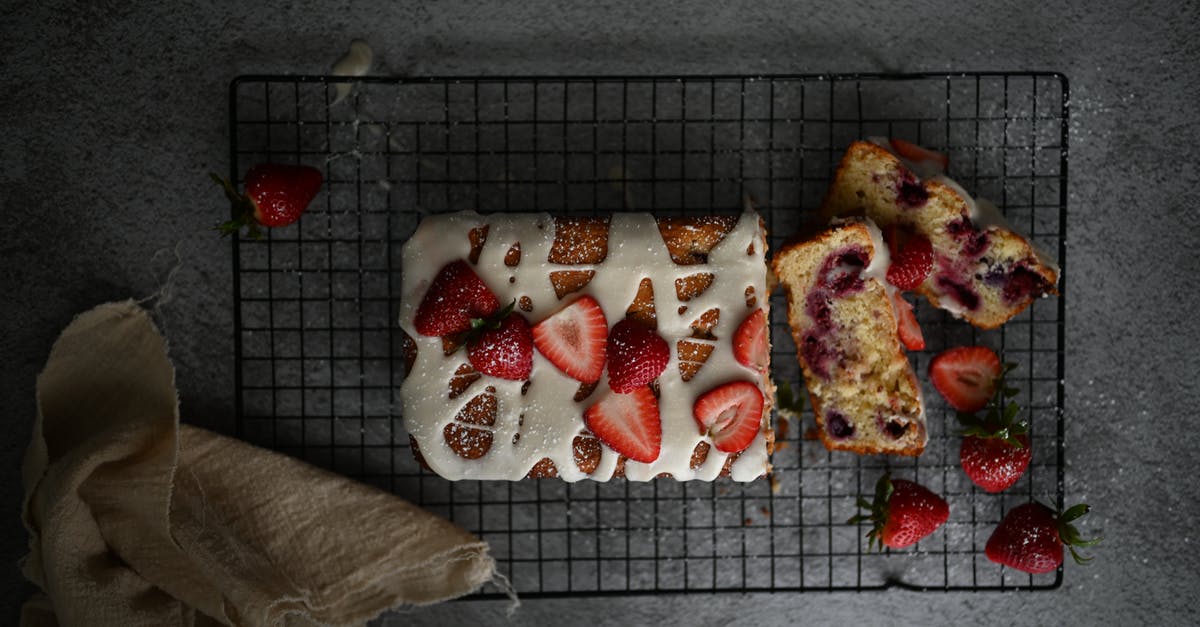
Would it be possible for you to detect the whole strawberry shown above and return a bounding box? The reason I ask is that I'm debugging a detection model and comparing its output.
[986,502,1099,574]
[213,163,323,239]
[958,362,1032,493]
[414,260,501,337]
[606,318,669,394]
[961,433,1031,493]
[467,311,533,381]
[849,473,949,550]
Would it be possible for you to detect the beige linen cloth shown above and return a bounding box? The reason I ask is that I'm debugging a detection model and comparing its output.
[21,300,511,626]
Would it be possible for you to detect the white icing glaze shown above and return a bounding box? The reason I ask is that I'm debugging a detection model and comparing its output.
[399,210,770,482]
[860,218,891,286]
[827,216,892,293]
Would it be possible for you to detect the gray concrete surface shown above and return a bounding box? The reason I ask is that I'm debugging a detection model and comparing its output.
[3,1,1197,624]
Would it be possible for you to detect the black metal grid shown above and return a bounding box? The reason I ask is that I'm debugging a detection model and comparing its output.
[229,73,1068,595]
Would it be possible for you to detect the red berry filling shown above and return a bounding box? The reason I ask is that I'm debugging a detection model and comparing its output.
[877,414,910,440]
[801,332,838,380]
[802,290,838,379]
[805,291,833,327]
[896,170,929,208]
[963,231,990,257]
[935,274,981,310]
[1001,265,1049,304]
[817,247,868,296]
[944,217,991,258]
[825,410,855,440]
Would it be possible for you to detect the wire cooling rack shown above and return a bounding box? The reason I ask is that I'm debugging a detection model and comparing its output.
[229,73,1068,595]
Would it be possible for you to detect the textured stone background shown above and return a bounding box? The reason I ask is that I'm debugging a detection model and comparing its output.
[2,1,1197,624]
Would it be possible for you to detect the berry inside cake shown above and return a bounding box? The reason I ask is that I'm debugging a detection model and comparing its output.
[399,210,773,481]
[821,139,1059,329]
[772,218,926,456]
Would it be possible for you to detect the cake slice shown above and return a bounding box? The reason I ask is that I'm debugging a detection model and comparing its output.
[821,139,1059,329]
[398,209,773,482]
[772,218,926,456]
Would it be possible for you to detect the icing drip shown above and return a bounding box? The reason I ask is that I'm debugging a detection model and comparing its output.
[399,210,770,482]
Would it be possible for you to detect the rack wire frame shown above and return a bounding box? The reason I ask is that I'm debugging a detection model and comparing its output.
[228,72,1068,596]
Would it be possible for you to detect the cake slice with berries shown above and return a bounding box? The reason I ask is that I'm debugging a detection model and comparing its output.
[821,139,1059,329]
[772,218,926,455]
[398,210,773,482]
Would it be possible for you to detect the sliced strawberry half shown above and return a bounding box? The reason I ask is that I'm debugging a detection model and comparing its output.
[583,386,661,463]
[733,308,769,373]
[889,138,949,172]
[929,346,1002,412]
[414,260,500,337]
[693,381,765,453]
[889,290,925,351]
[533,295,608,383]
[886,233,933,291]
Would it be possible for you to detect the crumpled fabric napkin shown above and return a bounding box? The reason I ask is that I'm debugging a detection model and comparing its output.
[21,300,508,626]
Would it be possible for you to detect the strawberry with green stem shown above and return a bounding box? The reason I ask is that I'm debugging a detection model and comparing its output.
[464,300,533,381]
[413,259,531,381]
[212,163,324,239]
[986,502,1101,574]
[958,362,1033,493]
[849,472,949,550]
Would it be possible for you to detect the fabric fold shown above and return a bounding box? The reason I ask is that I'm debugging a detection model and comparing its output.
[22,300,501,627]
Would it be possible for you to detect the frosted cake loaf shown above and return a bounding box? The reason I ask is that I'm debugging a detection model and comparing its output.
[398,210,773,481]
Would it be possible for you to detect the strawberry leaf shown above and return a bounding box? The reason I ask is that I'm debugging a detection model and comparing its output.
[1059,503,1090,523]
[875,472,894,506]
[957,359,1027,443]
[211,172,262,239]
[1067,545,1094,565]
[471,299,517,330]
[774,380,805,417]
[1054,502,1101,564]
[849,473,895,553]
